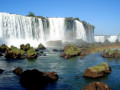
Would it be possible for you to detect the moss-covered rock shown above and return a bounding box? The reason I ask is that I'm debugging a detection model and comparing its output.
[20,43,30,51]
[27,47,37,58]
[5,46,25,59]
[38,43,46,50]
[13,67,23,76]
[0,44,9,53]
[61,44,81,59]
[83,62,111,78]
[102,49,120,58]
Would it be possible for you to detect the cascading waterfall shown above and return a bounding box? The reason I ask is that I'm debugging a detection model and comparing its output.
[0,12,94,47]
[75,20,87,41]
[94,35,118,42]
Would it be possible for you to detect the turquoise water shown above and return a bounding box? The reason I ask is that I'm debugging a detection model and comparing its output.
[0,48,120,90]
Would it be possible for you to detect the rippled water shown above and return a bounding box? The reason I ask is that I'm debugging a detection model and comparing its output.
[0,48,120,90]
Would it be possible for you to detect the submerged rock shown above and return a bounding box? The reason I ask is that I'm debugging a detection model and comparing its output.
[0,52,3,56]
[82,82,111,90]
[83,62,111,78]
[0,69,4,74]
[20,69,59,88]
[53,49,59,52]
[13,67,23,76]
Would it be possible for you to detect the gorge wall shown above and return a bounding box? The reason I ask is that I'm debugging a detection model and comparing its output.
[0,12,94,47]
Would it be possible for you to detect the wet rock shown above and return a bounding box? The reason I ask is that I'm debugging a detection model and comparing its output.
[82,82,111,90]
[59,49,64,52]
[13,67,23,76]
[83,62,111,78]
[0,69,4,74]
[38,44,46,50]
[20,43,30,51]
[27,47,37,59]
[0,52,3,56]
[0,44,9,53]
[5,47,25,59]
[60,44,81,59]
[20,69,59,88]
[53,49,59,52]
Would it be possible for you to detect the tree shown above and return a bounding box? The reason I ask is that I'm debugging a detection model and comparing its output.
[26,12,35,17]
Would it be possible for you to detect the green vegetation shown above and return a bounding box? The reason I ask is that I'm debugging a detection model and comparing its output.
[108,49,114,55]
[64,44,81,55]
[10,46,25,55]
[27,47,37,56]
[0,44,9,51]
[26,12,35,17]
[88,62,109,73]
[82,21,95,29]
[20,43,30,51]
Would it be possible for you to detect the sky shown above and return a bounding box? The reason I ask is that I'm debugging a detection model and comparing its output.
[0,0,120,35]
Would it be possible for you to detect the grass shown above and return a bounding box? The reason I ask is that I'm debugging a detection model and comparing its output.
[64,44,81,55]
[88,62,109,73]
[27,47,37,56]
[10,46,25,55]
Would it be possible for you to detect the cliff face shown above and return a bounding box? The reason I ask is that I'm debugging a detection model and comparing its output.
[0,12,95,46]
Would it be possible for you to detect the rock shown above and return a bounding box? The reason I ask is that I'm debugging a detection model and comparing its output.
[27,47,37,59]
[82,82,111,90]
[59,49,64,52]
[0,52,3,56]
[53,49,59,52]
[0,44,9,53]
[35,48,39,51]
[80,49,88,56]
[83,62,111,78]
[60,44,81,59]
[20,69,59,88]
[0,69,4,74]
[20,43,30,51]
[5,47,25,59]
[13,67,23,76]
[38,44,46,50]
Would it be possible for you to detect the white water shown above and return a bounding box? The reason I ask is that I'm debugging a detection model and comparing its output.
[94,35,118,42]
[0,12,93,47]
[75,20,87,41]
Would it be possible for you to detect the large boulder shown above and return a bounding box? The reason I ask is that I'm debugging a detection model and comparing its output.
[27,47,37,59]
[5,46,25,59]
[13,67,23,76]
[83,62,111,78]
[38,44,46,50]
[60,44,81,59]
[20,69,59,88]
[20,43,30,51]
[0,44,9,53]
[82,82,111,90]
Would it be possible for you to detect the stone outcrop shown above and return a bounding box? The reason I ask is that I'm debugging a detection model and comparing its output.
[83,62,111,78]
[82,82,111,90]
[20,69,59,88]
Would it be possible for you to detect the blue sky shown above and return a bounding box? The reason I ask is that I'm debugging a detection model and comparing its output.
[0,0,120,35]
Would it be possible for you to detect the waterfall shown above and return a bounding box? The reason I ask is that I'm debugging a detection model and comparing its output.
[94,35,118,42]
[75,20,87,41]
[0,12,94,47]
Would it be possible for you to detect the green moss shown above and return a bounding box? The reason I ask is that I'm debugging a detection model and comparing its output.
[10,46,25,55]
[103,49,107,53]
[108,49,114,55]
[27,47,37,56]
[0,44,9,51]
[64,44,81,55]
[88,62,109,73]
[20,43,30,51]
